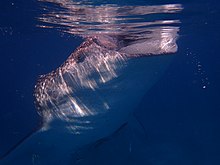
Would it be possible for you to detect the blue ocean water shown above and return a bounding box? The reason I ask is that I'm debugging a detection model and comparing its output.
[0,0,219,164]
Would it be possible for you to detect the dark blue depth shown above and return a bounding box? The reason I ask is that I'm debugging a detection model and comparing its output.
[0,0,219,164]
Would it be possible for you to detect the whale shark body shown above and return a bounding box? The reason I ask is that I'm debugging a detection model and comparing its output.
[0,1,182,165]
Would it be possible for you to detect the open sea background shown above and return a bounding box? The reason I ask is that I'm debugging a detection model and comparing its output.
[0,0,219,164]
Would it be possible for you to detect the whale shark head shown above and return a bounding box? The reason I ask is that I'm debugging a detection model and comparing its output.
[34,25,179,139]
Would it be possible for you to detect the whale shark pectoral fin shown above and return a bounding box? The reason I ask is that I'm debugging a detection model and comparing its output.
[70,122,129,164]
[127,113,148,141]
[69,114,150,164]
[0,129,78,165]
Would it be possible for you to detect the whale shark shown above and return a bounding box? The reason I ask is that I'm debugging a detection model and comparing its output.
[0,1,182,165]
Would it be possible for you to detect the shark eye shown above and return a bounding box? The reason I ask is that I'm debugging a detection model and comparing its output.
[77,55,86,63]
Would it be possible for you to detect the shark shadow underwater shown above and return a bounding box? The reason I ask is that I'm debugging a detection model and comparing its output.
[0,1,182,165]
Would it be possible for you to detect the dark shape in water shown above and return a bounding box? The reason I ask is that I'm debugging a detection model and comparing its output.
[0,1,182,164]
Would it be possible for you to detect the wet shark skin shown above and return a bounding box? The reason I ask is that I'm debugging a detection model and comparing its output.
[1,30,178,164]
